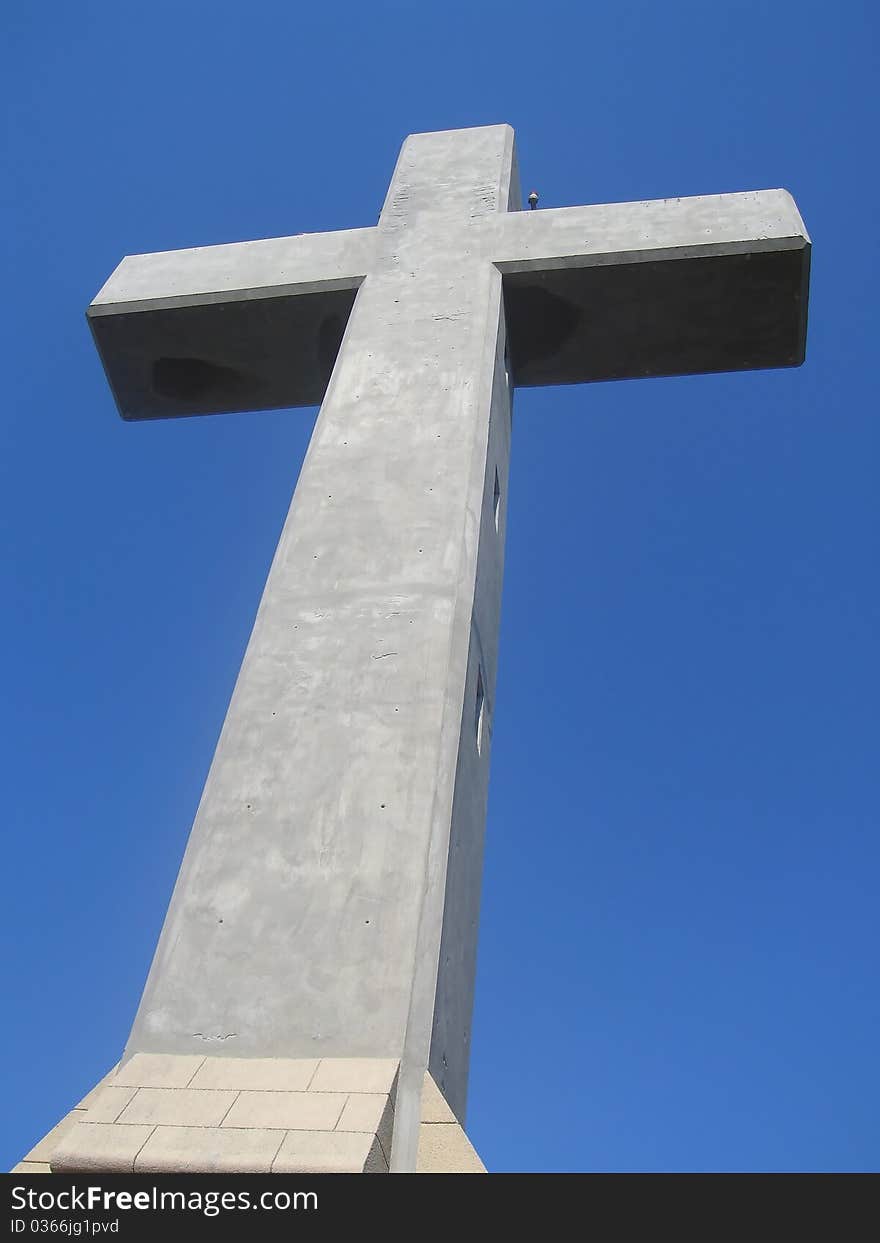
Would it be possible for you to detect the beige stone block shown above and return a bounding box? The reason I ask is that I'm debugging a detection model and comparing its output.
[222,1091,345,1131]
[117,1087,236,1127]
[272,1129,387,1173]
[84,1086,138,1123]
[189,1056,319,1092]
[421,1074,457,1123]
[336,1092,388,1133]
[51,1122,155,1174]
[309,1058,399,1095]
[74,1066,120,1110]
[112,1053,205,1089]
[416,1122,486,1173]
[336,1093,394,1159]
[11,1161,51,1174]
[23,1109,86,1163]
[134,1126,284,1174]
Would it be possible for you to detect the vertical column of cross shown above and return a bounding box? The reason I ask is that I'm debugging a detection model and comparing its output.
[381,125,521,1170]
[111,126,519,1174]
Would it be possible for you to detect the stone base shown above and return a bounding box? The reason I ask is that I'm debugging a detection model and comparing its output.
[416,1076,485,1172]
[12,1056,485,1174]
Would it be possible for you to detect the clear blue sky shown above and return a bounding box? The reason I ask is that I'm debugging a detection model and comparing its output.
[2,1,877,1173]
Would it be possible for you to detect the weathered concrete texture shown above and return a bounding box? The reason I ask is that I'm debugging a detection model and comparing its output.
[427,299,511,1121]
[110,126,520,1180]
[498,189,810,383]
[24,1059,482,1174]
[72,124,811,1176]
[89,180,809,420]
[88,228,375,419]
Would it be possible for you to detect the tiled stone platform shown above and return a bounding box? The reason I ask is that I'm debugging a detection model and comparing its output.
[12,1055,484,1174]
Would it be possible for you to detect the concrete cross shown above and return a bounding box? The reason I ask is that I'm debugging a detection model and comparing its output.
[73,125,809,1174]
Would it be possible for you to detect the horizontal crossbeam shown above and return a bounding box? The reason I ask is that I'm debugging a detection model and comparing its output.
[87,228,375,418]
[497,190,810,385]
[87,179,810,418]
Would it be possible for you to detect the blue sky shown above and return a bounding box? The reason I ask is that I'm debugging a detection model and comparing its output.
[2,1,877,1173]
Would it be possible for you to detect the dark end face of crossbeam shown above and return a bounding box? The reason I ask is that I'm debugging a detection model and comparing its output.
[503,244,811,387]
[87,290,355,420]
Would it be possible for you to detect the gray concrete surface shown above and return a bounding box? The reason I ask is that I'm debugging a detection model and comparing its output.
[88,227,375,417]
[111,125,519,1175]
[83,124,811,1173]
[90,179,809,418]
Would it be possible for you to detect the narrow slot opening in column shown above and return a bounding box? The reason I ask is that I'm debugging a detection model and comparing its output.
[475,667,485,755]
